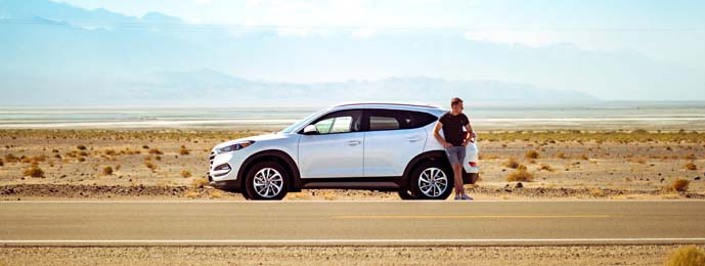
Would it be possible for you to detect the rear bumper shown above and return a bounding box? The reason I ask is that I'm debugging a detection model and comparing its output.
[463,172,479,185]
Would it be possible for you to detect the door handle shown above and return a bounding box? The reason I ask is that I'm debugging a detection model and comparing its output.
[407,136,422,142]
[347,140,361,146]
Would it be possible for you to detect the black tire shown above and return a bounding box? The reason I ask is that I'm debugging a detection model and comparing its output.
[409,160,453,200]
[244,161,289,200]
[397,189,418,200]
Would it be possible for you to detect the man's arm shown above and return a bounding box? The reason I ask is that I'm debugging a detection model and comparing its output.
[433,121,452,148]
[463,121,476,145]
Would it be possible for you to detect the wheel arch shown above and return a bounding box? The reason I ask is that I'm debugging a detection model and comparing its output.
[401,150,452,188]
[237,150,302,191]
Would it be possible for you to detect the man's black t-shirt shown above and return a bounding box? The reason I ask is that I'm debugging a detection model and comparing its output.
[439,112,469,146]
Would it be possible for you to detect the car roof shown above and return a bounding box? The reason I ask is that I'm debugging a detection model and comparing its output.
[329,102,446,115]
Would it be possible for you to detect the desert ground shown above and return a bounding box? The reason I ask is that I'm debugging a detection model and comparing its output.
[1,129,704,265]
[0,129,703,200]
[2,245,704,266]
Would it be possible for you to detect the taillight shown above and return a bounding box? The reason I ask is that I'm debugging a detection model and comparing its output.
[469,161,477,167]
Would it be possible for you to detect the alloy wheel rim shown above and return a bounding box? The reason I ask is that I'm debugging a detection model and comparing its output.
[253,167,284,198]
[418,167,448,198]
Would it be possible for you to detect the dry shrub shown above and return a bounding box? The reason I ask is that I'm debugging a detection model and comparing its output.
[538,163,554,172]
[142,145,150,149]
[590,188,605,198]
[0,158,3,167]
[185,190,200,199]
[149,148,163,155]
[181,170,192,178]
[525,150,539,159]
[503,157,520,169]
[479,154,498,160]
[506,168,535,182]
[581,154,589,160]
[684,153,697,160]
[664,245,705,266]
[5,154,19,163]
[666,178,690,192]
[23,164,44,178]
[554,152,568,159]
[192,177,209,188]
[145,161,157,171]
[77,145,87,150]
[115,164,121,171]
[104,149,117,156]
[179,145,190,155]
[102,166,113,175]
[208,190,223,199]
[77,157,86,162]
[684,162,697,171]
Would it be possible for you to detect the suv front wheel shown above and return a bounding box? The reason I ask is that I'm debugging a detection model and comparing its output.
[409,161,453,200]
[244,161,289,200]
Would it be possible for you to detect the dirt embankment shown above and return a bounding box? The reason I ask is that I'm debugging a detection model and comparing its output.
[2,245,703,266]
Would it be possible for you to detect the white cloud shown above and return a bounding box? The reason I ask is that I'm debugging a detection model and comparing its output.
[195,0,212,5]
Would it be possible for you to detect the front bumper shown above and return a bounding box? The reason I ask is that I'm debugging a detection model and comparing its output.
[208,179,242,192]
[208,150,246,182]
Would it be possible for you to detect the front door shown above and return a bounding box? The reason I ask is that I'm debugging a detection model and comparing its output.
[298,110,364,178]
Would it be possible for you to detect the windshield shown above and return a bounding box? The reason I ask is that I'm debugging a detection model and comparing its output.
[279,109,327,134]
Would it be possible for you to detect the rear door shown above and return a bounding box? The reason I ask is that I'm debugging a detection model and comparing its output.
[363,109,436,177]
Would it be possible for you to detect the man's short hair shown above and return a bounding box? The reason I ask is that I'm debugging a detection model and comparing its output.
[451,97,463,107]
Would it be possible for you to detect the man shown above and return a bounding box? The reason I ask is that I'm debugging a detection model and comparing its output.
[433,97,476,200]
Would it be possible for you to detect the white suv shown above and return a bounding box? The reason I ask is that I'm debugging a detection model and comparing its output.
[208,103,479,200]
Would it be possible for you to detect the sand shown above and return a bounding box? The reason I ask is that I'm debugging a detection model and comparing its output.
[0,129,703,201]
[1,129,704,265]
[2,245,704,266]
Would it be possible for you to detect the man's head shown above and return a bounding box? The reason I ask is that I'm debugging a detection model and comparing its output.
[450,97,463,114]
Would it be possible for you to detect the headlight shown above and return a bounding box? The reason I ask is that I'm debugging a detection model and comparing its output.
[216,140,255,154]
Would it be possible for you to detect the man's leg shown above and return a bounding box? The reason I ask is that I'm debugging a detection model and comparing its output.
[453,163,463,195]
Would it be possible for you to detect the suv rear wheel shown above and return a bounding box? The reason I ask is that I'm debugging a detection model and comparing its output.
[409,161,453,200]
[244,161,289,200]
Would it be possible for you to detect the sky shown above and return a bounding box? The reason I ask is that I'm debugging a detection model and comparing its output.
[2,0,703,103]
[54,0,705,69]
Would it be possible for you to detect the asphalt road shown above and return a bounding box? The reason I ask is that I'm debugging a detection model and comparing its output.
[2,200,705,246]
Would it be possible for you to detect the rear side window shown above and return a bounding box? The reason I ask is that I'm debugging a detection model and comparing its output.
[367,109,437,131]
[370,115,399,131]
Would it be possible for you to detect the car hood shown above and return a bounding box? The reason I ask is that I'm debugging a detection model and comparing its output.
[213,132,293,150]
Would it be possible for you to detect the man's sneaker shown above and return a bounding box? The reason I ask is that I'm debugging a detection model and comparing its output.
[454,195,463,200]
[461,194,474,200]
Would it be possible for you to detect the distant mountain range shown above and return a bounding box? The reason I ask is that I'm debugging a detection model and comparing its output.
[2,0,699,106]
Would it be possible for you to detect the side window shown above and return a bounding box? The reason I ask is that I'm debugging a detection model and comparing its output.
[370,115,399,131]
[403,111,437,129]
[311,110,361,134]
[367,109,438,131]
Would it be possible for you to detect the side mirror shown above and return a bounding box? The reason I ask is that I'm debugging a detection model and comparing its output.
[303,125,318,135]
